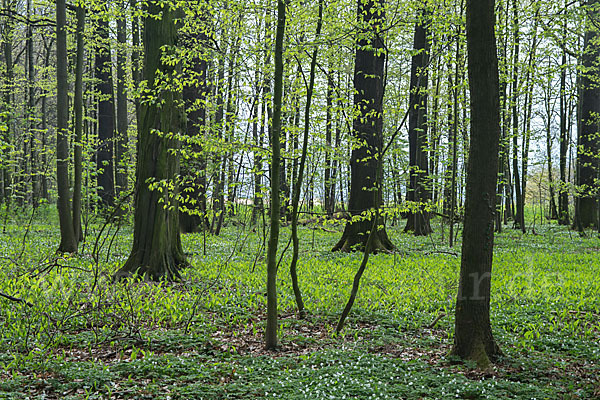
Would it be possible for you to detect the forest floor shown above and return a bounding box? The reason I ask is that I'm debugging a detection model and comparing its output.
[0,207,599,399]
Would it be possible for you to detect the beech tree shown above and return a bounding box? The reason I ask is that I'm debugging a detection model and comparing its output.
[332,0,394,253]
[574,0,600,230]
[115,0,187,280]
[56,0,78,253]
[452,0,502,368]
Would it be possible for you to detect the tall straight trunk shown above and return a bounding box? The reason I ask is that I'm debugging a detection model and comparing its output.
[290,0,323,319]
[404,7,432,236]
[452,0,502,369]
[496,0,509,231]
[510,0,524,231]
[1,0,14,205]
[116,0,187,280]
[95,12,116,207]
[180,29,210,233]
[449,28,461,247]
[73,6,85,242]
[558,46,570,225]
[545,59,558,220]
[224,51,238,219]
[116,10,129,197]
[520,14,539,229]
[573,0,600,229]
[333,0,393,252]
[429,66,442,205]
[56,0,78,252]
[211,56,226,233]
[251,70,264,225]
[27,0,39,207]
[131,0,141,124]
[265,0,285,351]
[324,69,334,216]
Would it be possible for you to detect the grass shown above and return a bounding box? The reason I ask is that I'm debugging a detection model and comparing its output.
[0,206,599,399]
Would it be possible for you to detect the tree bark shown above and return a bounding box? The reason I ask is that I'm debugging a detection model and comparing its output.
[404,7,433,236]
[73,5,85,242]
[333,0,394,253]
[116,6,129,198]
[573,0,600,230]
[115,0,187,281]
[56,0,78,253]
[265,0,285,351]
[95,10,116,208]
[452,0,502,369]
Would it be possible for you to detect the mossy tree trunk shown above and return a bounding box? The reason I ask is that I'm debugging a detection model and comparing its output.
[452,0,502,369]
[115,0,186,281]
[333,0,394,253]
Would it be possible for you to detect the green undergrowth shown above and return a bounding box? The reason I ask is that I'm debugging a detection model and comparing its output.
[0,208,599,399]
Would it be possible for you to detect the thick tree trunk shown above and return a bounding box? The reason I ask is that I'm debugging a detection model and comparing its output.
[95,13,116,208]
[452,0,502,369]
[116,1,187,281]
[56,0,78,253]
[573,0,600,230]
[180,22,210,233]
[333,0,394,253]
[404,8,433,236]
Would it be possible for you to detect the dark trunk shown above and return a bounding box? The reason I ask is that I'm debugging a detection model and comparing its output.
[404,8,433,236]
[116,10,129,198]
[56,0,78,253]
[73,6,85,242]
[573,0,600,230]
[95,13,116,208]
[116,1,187,281]
[452,0,502,369]
[333,0,393,253]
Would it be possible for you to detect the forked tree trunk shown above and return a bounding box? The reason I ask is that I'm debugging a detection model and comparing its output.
[115,1,187,281]
[452,0,502,369]
[333,0,394,253]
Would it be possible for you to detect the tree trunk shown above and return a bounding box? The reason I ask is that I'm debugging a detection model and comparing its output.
[73,5,85,242]
[56,0,78,253]
[404,7,433,236]
[333,0,394,253]
[265,0,285,351]
[95,11,116,208]
[116,8,129,198]
[452,0,502,369]
[573,0,600,230]
[115,1,187,281]
[558,44,570,225]
[180,19,210,233]
[510,0,524,232]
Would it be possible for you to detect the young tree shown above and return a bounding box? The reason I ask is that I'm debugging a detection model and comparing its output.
[452,0,502,368]
[73,4,86,241]
[265,0,286,350]
[115,0,187,280]
[332,0,394,253]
